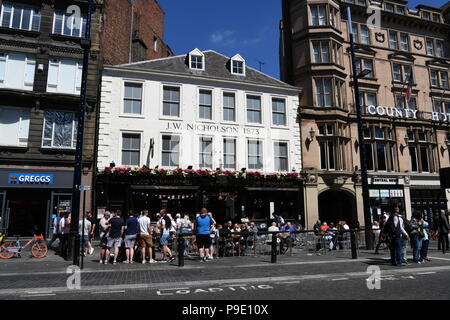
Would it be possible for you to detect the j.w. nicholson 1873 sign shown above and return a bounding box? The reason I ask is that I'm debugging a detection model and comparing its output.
[367,105,450,122]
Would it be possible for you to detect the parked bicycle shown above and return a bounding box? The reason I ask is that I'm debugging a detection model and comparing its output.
[0,234,48,259]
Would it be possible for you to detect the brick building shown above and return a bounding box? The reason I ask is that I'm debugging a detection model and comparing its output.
[102,0,172,65]
[280,0,450,228]
[0,0,171,237]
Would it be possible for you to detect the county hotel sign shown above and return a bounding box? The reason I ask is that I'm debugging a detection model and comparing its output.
[367,105,450,122]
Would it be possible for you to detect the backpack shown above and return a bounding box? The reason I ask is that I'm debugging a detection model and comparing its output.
[163,215,172,230]
[403,218,412,235]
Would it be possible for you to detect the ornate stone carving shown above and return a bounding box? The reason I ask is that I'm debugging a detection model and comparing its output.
[352,172,362,183]
[413,40,423,50]
[375,32,385,43]
[304,173,318,184]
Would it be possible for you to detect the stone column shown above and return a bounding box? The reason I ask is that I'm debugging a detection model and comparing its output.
[303,173,319,229]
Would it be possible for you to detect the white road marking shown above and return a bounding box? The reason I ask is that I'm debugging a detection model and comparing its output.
[91,290,125,294]
[1,264,450,296]
[415,272,436,275]
[331,278,349,281]
[21,294,56,297]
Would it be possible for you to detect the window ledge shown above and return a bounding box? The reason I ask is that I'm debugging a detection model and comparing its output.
[0,145,29,152]
[271,125,289,130]
[0,27,40,37]
[39,147,76,154]
[119,114,145,119]
[49,33,82,43]
[159,116,182,121]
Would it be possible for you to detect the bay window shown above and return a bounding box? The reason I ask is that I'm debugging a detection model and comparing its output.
[42,111,77,149]
[407,130,436,173]
[363,126,395,172]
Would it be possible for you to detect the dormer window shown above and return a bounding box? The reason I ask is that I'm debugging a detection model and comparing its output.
[230,54,245,76]
[191,55,203,69]
[188,49,204,71]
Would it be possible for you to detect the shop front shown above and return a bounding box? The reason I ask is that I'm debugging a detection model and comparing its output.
[96,168,304,226]
[410,188,446,222]
[368,176,406,222]
[0,169,73,237]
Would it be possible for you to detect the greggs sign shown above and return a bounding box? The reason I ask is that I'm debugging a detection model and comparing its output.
[367,105,450,123]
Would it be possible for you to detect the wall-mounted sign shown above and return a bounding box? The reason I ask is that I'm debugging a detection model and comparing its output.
[165,122,261,135]
[8,173,53,185]
[367,105,418,119]
[372,177,398,185]
[367,105,450,123]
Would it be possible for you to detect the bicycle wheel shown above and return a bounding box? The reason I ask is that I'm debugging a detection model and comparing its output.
[31,241,48,258]
[0,242,15,259]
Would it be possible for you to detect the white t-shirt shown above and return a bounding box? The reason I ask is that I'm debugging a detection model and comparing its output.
[99,218,109,238]
[78,219,91,235]
[138,216,151,235]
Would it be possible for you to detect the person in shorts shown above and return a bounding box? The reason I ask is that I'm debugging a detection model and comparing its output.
[105,211,124,265]
[195,208,213,262]
[159,209,175,263]
[99,211,110,264]
[138,210,156,264]
[124,212,138,263]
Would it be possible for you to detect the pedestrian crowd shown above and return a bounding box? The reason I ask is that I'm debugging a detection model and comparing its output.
[48,206,450,266]
[374,207,450,266]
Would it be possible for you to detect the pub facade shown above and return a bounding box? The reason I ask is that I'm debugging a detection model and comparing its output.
[96,49,304,224]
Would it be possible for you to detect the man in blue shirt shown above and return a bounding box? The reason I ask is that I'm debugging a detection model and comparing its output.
[124,212,138,263]
[195,208,213,262]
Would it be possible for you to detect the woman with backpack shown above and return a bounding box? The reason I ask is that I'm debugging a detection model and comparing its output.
[158,209,175,263]
[410,212,424,263]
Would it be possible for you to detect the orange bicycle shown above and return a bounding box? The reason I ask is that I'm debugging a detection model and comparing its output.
[0,234,48,259]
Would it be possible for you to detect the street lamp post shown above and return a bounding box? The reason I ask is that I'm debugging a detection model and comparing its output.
[347,7,374,250]
[68,0,94,264]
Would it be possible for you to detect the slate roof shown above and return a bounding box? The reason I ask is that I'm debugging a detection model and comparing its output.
[111,50,299,91]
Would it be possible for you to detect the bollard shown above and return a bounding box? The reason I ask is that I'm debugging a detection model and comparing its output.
[350,230,358,259]
[178,234,185,267]
[271,232,277,263]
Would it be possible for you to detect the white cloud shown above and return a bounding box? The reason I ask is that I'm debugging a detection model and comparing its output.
[210,30,236,47]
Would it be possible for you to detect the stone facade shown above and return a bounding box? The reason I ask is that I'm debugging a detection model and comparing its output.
[280,0,450,228]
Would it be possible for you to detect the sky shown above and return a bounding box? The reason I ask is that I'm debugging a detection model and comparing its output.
[158,0,449,80]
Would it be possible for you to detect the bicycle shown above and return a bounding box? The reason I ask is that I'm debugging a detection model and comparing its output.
[0,234,48,259]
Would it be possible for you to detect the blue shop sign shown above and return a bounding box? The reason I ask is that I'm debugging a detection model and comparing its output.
[8,173,54,185]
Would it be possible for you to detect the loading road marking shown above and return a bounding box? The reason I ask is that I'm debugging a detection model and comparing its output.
[1,264,449,297]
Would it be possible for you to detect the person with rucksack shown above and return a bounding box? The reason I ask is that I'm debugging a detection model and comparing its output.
[158,209,175,263]
[382,210,409,266]
[410,212,424,263]
[195,208,213,262]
